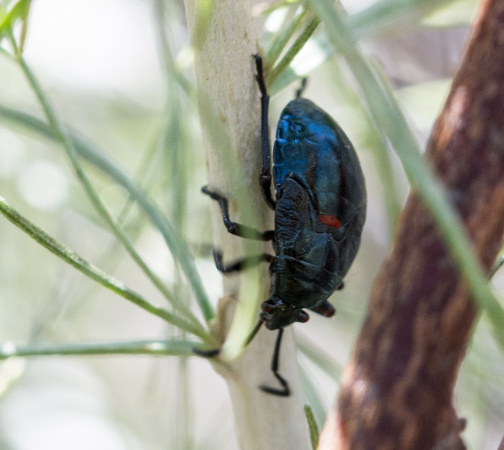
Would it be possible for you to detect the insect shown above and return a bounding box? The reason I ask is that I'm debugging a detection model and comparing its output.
[200,55,366,396]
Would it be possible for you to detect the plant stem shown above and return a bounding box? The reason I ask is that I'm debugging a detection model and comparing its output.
[183,0,312,448]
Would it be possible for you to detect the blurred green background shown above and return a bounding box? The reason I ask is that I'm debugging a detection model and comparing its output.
[1,0,503,449]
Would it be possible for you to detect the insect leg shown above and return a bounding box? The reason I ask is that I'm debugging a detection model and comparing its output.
[310,300,336,318]
[213,250,274,273]
[295,78,308,99]
[253,55,276,211]
[259,328,291,397]
[192,347,220,358]
[202,186,274,240]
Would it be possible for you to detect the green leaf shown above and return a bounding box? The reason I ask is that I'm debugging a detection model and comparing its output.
[269,0,464,93]
[0,339,200,358]
[308,0,504,351]
[0,0,31,39]
[264,5,308,68]
[304,404,320,450]
[267,14,320,87]
[0,104,214,325]
[349,0,460,39]
[0,196,211,341]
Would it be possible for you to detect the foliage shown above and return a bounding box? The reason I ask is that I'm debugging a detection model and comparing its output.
[0,0,502,448]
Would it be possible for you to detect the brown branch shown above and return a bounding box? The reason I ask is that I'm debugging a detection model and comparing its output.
[320,0,504,448]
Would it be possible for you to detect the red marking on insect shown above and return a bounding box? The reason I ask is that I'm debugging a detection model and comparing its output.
[318,214,342,228]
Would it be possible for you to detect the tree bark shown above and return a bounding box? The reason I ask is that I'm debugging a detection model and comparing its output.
[319,0,504,448]
[183,1,311,449]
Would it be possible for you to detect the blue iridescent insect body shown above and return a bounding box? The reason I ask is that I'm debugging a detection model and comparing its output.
[199,56,366,396]
[262,98,366,330]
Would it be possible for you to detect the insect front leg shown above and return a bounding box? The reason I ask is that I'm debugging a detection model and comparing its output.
[202,186,274,240]
[253,55,276,211]
[310,300,336,318]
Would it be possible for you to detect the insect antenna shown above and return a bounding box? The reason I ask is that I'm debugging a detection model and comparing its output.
[260,328,291,397]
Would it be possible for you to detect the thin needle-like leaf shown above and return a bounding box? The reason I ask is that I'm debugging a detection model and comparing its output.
[309,0,504,350]
[0,339,201,358]
[266,15,320,87]
[264,5,308,68]
[269,0,461,94]
[15,55,214,324]
[0,196,212,342]
[304,404,320,450]
[0,103,214,324]
[0,0,31,36]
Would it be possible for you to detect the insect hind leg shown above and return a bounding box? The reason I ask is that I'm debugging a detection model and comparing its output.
[213,250,274,273]
[259,328,291,397]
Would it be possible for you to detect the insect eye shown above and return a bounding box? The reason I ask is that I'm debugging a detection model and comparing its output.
[290,122,305,134]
